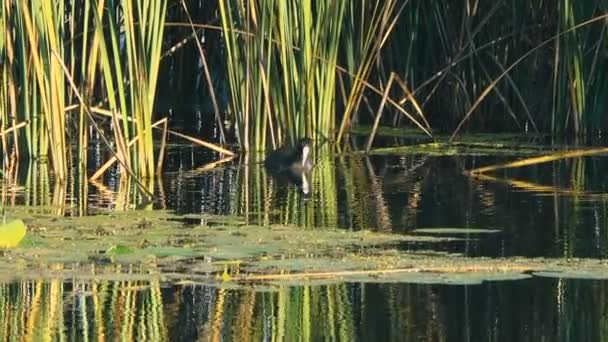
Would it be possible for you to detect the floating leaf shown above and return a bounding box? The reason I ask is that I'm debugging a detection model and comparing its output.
[221,267,231,282]
[413,228,501,234]
[106,244,134,256]
[0,219,27,248]
[140,247,197,258]
[533,271,608,280]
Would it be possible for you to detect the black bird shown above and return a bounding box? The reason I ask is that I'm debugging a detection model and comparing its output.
[264,138,314,195]
[264,138,313,173]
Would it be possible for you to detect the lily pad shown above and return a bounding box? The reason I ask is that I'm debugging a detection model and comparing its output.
[533,270,608,280]
[106,244,134,256]
[413,228,501,234]
[139,246,198,258]
[4,207,608,287]
[0,219,27,248]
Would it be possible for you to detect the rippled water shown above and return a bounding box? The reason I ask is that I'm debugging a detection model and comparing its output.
[157,142,608,259]
[3,137,608,340]
[1,277,606,341]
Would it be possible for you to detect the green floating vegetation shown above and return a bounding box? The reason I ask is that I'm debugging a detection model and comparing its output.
[3,207,608,287]
[354,129,556,156]
[106,244,134,256]
[0,219,27,248]
[350,271,533,285]
[533,270,608,280]
[368,142,547,157]
[181,214,247,227]
[413,228,501,234]
[350,125,432,140]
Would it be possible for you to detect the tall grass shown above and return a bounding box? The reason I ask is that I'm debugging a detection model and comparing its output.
[93,0,167,179]
[216,0,608,148]
[1,0,608,198]
[380,1,608,136]
[551,1,607,134]
[0,0,168,186]
[218,0,348,150]
[12,0,68,179]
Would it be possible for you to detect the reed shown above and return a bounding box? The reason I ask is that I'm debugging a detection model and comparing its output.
[1,0,608,191]
[218,0,348,150]
[93,0,167,179]
[216,0,608,145]
[381,2,608,136]
[1,0,168,186]
[11,0,68,179]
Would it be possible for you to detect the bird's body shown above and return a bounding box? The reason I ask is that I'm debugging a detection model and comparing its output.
[264,138,313,173]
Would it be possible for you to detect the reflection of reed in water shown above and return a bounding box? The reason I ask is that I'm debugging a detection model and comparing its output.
[231,143,340,229]
[2,271,608,340]
[0,274,168,340]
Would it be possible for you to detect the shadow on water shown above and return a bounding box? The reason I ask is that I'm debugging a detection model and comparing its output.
[1,277,606,341]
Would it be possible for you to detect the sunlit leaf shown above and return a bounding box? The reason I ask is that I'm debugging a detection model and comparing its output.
[0,219,27,248]
[106,244,134,256]
[413,228,501,234]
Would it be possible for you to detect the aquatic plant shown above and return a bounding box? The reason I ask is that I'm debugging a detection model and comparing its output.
[1,0,607,189]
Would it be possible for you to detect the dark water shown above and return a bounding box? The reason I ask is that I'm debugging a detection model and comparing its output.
[1,277,606,341]
[157,141,608,259]
[5,138,608,340]
[10,134,607,260]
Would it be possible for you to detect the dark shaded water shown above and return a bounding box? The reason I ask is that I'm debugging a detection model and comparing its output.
[1,277,606,341]
[157,140,608,259]
[4,137,608,340]
[10,134,608,260]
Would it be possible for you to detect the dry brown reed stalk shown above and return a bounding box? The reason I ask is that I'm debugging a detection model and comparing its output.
[179,0,226,144]
[90,107,235,156]
[366,73,395,152]
[0,120,29,136]
[365,73,431,152]
[164,130,236,156]
[230,265,536,282]
[186,155,237,176]
[471,172,608,199]
[468,147,608,175]
[89,118,169,181]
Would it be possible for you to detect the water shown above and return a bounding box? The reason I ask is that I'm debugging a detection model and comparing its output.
[3,139,608,340]
[1,277,605,341]
[158,143,608,259]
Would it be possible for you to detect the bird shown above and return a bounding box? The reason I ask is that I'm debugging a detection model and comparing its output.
[264,138,313,173]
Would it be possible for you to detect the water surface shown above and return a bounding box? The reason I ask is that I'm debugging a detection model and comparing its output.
[1,277,605,341]
[4,137,608,340]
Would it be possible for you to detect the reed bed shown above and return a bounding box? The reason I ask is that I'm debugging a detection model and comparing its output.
[1,0,607,193]
[1,0,214,189]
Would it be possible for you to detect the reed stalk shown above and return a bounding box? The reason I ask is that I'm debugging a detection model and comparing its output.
[1,0,169,189]
[14,0,68,179]
[218,0,347,150]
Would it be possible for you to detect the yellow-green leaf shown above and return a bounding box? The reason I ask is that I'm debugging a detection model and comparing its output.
[0,219,27,248]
